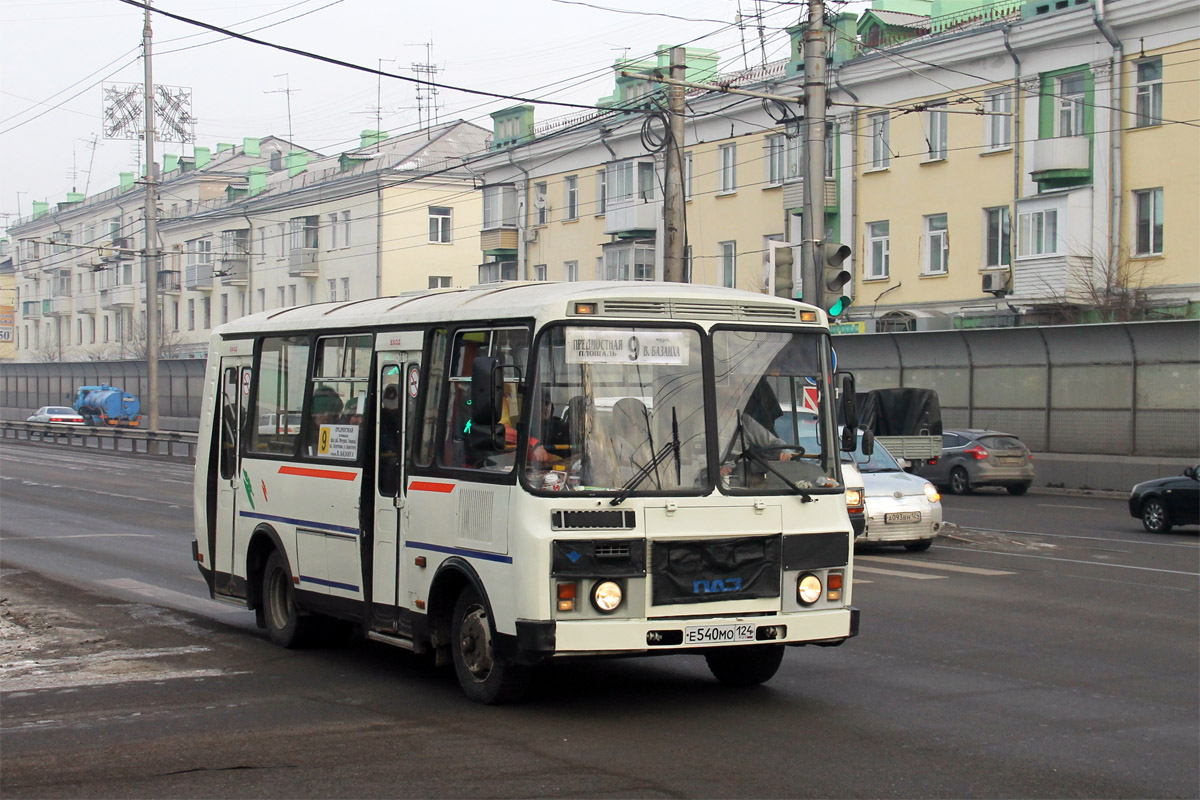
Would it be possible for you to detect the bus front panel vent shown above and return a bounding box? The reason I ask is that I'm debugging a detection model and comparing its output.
[551,509,637,530]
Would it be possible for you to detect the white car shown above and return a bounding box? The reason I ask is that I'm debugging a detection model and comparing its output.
[27,406,86,425]
[847,437,942,552]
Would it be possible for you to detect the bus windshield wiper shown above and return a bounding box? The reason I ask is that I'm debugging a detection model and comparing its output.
[723,412,812,502]
[609,407,682,506]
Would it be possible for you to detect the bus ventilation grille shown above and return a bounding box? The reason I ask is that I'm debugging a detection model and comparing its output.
[551,509,637,530]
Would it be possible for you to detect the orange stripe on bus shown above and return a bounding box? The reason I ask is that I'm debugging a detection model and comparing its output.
[409,481,455,493]
[277,466,358,481]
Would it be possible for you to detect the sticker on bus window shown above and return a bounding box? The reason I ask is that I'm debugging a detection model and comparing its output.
[564,328,690,366]
[318,424,359,459]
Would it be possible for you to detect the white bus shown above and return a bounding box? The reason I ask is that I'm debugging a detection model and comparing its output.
[192,281,865,703]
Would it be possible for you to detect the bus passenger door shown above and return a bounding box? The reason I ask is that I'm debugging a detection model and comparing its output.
[372,334,421,633]
[214,356,251,597]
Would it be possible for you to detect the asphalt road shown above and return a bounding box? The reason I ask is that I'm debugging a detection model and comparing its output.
[2,441,1197,798]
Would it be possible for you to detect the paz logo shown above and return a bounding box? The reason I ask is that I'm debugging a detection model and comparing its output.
[242,470,256,510]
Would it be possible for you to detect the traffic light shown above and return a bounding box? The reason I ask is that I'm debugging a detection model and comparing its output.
[769,242,797,299]
[820,243,852,317]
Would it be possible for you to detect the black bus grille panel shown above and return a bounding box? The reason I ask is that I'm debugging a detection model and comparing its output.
[782,532,848,571]
[551,509,636,530]
[651,535,781,605]
[552,539,646,577]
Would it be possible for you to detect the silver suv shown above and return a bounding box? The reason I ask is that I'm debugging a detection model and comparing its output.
[913,429,1034,495]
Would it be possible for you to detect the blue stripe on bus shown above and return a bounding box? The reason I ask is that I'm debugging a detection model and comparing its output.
[405,540,514,564]
[299,575,360,592]
[238,511,360,537]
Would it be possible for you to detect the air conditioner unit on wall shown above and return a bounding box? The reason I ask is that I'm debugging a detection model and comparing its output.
[982,271,1009,296]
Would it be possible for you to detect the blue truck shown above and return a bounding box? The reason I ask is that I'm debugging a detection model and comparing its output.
[72,384,143,427]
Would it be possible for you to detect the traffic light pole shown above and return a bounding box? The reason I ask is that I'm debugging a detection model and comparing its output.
[662,46,687,283]
[800,0,827,309]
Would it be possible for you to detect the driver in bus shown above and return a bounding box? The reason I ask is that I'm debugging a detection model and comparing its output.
[717,381,794,484]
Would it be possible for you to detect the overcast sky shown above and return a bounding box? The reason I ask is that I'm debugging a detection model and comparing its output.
[0,0,874,238]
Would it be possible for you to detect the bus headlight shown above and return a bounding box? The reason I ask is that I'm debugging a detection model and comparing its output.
[591,580,623,613]
[797,573,823,606]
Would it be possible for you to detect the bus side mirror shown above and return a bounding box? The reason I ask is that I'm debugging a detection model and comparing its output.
[469,356,506,451]
[839,372,858,452]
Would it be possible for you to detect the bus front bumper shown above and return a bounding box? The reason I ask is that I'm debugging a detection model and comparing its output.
[511,607,858,663]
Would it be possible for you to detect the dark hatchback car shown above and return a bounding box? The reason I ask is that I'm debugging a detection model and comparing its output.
[913,429,1035,495]
[1128,466,1199,533]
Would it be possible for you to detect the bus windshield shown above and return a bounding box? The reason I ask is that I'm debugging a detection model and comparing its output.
[525,324,706,492]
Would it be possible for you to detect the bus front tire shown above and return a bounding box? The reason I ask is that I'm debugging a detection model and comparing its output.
[450,587,529,705]
[262,550,314,648]
[705,644,785,687]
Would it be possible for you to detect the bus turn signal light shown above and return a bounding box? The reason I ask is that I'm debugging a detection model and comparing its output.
[557,582,577,612]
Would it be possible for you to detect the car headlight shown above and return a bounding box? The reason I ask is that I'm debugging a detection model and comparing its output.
[797,573,823,606]
[591,580,623,613]
[924,483,941,503]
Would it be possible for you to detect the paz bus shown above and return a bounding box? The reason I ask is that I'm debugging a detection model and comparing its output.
[192,281,864,703]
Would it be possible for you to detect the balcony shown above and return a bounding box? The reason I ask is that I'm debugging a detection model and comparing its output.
[604,198,661,237]
[46,297,72,317]
[184,263,214,291]
[102,285,137,309]
[75,293,97,314]
[159,270,181,294]
[218,255,248,286]
[781,178,838,212]
[288,247,319,278]
[1030,137,1090,185]
[480,227,519,254]
[21,300,46,319]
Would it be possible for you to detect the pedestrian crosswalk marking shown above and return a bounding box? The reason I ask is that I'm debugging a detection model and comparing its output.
[854,566,945,580]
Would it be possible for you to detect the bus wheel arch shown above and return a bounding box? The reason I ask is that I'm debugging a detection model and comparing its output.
[426,558,486,655]
[246,525,287,628]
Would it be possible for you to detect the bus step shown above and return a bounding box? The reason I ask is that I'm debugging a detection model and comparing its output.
[367,630,417,651]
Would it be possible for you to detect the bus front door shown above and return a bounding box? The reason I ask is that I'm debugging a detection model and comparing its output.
[213,355,252,597]
[372,335,421,635]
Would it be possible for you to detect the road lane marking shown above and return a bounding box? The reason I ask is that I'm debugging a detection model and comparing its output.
[941,547,1200,576]
[857,556,1014,576]
[1037,503,1102,511]
[853,566,945,580]
[0,475,188,507]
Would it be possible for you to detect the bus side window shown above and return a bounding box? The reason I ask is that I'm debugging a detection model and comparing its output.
[414,329,447,468]
[219,367,238,480]
[250,335,309,457]
[378,364,401,495]
[438,327,529,472]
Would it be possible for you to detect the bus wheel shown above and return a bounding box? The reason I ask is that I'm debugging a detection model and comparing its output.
[705,644,785,687]
[262,550,313,648]
[450,587,529,704]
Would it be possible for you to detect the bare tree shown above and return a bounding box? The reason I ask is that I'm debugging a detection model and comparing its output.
[125,316,187,360]
[1029,245,1155,324]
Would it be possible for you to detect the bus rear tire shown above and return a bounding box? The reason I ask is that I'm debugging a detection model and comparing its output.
[705,644,785,686]
[450,587,529,704]
[262,550,314,648]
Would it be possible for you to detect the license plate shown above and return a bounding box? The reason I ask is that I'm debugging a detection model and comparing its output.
[684,623,756,644]
[885,511,921,524]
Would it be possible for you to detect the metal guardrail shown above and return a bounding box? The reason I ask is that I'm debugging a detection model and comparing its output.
[0,421,198,460]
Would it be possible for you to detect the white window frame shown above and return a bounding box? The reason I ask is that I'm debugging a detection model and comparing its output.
[870,114,890,169]
[1017,208,1059,257]
[922,214,949,275]
[1134,188,1164,256]
[428,206,452,244]
[866,221,890,279]
[595,170,607,215]
[341,277,350,302]
[564,176,579,221]
[534,181,548,225]
[720,241,737,287]
[327,213,338,250]
[428,276,452,289]
[1134,58,1163,128]
[766,135,785,186]
[925,104,948,161]
[533,263,547,281]
[340,211,351,248]
[718,144,737,194]
[1056,73,1086,137]
[564,260,579,282]
[984,207,1011,268]
[483,185,518,228]
[985,89,1012,149]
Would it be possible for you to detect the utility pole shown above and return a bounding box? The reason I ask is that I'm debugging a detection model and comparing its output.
[142,0,160,431]
[662,46,687,283]
[800,0,827,308]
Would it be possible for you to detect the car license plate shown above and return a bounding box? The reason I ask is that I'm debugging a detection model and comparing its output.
[684,623,756,644]
[885,511,921,524]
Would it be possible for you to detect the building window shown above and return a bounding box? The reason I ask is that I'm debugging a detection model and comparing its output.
[533,264,547,281]
[478,261,517,284]
[923,215,949,275]
[288,285,296,306]
[202,296,211,329]
[341,277,350,301]
[429,276,451,288]
[289,216,319,251]
[564,176,578,221]
[278,287,286,308]
[720,241,736,287]
[172,300,179,331]
[870,114,890,169]
[986,90,1012,149]
[429,206,452,243]
[767,135,785,186]
[327,213,338,250]
[327,279,337,301]
[1134,188,1164,255]
[1057,72,1086,137]
[187,299,195,331]
[867,221,890,279]
[341,211,351,247]
[1134,58,1163,128]
[984,207,1011,268]
[257,288,266,311]
[608,162,633,204]
[604,248,630,281]
[534,182,548,225]
[637,162,655,201]
[1017,208,1058,257]
[221,293,229,324]
[925,105,948,160]
[683,152,693,199]
[633,247,654,281]
[595,169,607,215]
[564,260,578,282]
[719,144,737,193]
[483,184,518,228]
